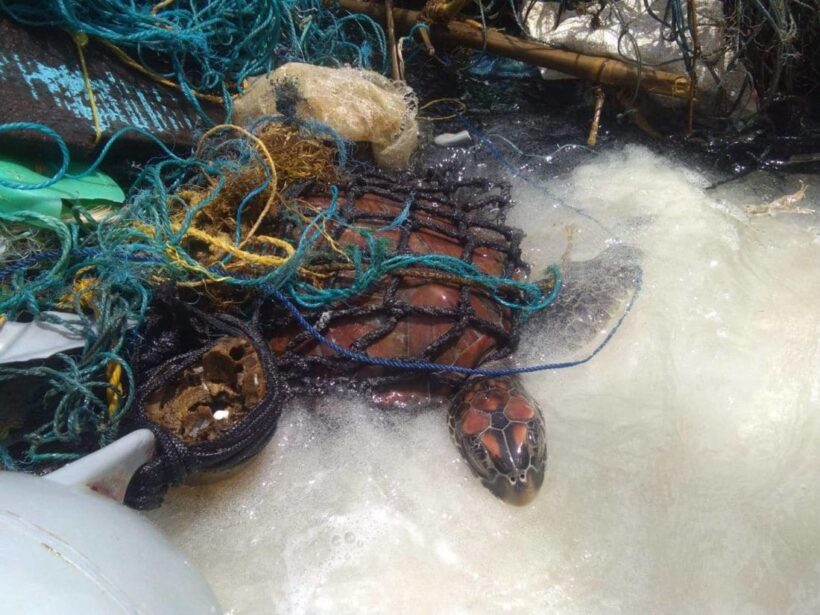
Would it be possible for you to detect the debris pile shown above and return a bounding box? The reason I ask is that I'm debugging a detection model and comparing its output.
[235,63,419,171]
[0,0,814,506]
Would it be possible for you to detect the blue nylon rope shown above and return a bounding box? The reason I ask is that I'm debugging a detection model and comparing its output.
[259,280,640,375]
[0,248,639,376]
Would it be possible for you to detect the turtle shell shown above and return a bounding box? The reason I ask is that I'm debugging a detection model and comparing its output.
[122,174,544,508]
[266,175,533,390]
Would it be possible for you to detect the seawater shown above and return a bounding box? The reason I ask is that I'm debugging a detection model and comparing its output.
[149,145,820,614]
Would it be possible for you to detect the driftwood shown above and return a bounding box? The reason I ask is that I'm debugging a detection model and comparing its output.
[335,0,692,100]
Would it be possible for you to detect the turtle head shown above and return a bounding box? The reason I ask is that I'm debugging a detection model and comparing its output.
[449,377,547,506]
[476,414,546,506]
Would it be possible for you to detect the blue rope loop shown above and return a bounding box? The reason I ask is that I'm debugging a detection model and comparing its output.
[0,247,636,378]
[0,122,193,191]
[0,124,71,190]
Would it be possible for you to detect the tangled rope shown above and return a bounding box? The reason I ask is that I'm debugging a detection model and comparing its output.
[0,0,388,119]
[0,119,563,471]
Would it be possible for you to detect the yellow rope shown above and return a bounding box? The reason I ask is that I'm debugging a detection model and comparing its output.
[72,32,103,146]
[132,124,360,284]
[182,125,351,267]
[151,0,176,15]
[192,126,351,265]
[418,97,467,121]
[56,269,99,310]
[135,221,331,282]
[106,360,123,417]
[165,243,231,281]
[181,224,295,267]
[196,124,281,247]
[72,275,98,309]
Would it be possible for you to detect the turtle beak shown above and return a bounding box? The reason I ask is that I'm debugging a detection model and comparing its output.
[484,465,544,506]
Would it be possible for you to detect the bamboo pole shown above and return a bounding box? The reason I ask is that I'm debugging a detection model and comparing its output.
[385,0,401,81]
[418,27,436,56]
[587,87,605,146]
[686,0,701,132]
[335,0,692,100]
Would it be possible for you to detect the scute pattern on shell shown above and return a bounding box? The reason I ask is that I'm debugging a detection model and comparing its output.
[448,377,546,482]
[261,171,543,394]
[124,170,549,509]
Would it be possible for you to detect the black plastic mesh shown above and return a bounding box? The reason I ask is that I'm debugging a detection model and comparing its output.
[123,170,540,509]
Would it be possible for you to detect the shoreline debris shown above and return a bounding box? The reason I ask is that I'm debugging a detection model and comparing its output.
[336,0,691,101]
[234,63,419,170]
[0,0,815,502]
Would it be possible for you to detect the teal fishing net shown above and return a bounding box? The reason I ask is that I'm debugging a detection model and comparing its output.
[0,0,388,118]
[122,167,555,509]
[0,120,560,479]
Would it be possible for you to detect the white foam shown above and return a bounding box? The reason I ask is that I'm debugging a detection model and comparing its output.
[148,145,820,613]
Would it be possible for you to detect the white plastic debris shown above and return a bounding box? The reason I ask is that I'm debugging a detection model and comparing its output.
[0,430,221,614]
[434,130,473,147]
[521,0,756,117]
[0,311,85,364]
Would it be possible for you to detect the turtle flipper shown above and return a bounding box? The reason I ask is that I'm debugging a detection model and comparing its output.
[524,244,642,362]
[449,376,547,506]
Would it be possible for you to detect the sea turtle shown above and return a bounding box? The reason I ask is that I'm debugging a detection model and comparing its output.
[137,174,641,507]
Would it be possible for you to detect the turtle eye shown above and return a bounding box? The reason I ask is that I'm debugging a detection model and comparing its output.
[469,436,486,459]
[464,435,496,476]
[527,421,547,459]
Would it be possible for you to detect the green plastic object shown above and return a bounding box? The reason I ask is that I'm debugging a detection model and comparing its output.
[0,155,125,219]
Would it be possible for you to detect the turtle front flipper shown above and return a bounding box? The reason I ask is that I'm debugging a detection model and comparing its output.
[449,376,546,506]
[526,244,642,362]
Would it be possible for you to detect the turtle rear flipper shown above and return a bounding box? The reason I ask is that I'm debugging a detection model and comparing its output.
[524,244,642,362]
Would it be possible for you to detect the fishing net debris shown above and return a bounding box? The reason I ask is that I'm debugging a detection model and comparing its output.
[234,63,420,170]
[0,119,559,508]
[121,167,557,508]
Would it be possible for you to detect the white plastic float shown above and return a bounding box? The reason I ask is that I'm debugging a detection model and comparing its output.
[0,430,222,614]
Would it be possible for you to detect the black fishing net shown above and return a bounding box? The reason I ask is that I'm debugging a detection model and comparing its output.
[122,170,555,509]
